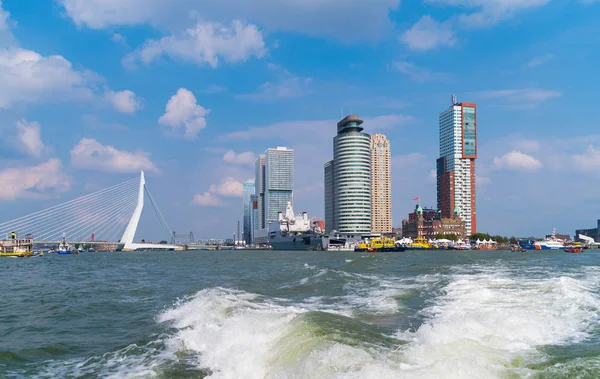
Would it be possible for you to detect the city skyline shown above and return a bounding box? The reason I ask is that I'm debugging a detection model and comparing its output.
[1,1,600,239]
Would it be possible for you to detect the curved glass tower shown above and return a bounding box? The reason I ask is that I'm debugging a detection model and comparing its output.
[332,115,371,233]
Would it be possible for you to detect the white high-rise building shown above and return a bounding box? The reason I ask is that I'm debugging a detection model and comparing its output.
[324,115,371,234]
[437,97,477,236]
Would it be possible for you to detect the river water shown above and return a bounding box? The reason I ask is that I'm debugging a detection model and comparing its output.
[1,250,599,378]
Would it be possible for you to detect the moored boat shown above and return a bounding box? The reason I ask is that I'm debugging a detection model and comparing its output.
[57,233,75,255]
[261,202,324,251]
[1,233,33,257]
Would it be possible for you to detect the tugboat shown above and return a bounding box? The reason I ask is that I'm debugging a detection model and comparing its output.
[57,233,75,255]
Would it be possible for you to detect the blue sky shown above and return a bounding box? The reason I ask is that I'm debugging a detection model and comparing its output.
[1,0,599,241]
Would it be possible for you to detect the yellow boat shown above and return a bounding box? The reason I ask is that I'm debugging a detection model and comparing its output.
[407,237,432,250]
[1,233,34,257]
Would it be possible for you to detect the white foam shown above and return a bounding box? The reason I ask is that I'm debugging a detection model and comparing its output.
[394,269,600,378]
[152,267,600,379]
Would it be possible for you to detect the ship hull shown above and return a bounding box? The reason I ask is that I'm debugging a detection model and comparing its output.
[269,236,322,251]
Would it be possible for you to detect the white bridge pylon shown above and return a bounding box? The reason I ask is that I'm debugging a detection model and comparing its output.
[121,171,180,251]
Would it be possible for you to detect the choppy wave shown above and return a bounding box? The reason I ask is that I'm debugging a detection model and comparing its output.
[155,266,600,378]
[6,263,600,378]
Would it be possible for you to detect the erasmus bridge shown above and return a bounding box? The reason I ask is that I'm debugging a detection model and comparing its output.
[0,171,182,251]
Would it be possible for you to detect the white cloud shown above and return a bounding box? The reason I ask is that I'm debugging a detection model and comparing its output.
[70,138,158,173]
[0,48,97,109]
[400,15,455,51]
[111,33,127,45]
[0,159,71,200]
[526,53,554,68]
[0,0,14,47]
[238,64,312,102]
[493,151,543,171]
[125,20,266,68]
[425,0,550,28]
[104,90,143,114]
[572,146,600,172]
[158,88,209,139]
[473,88,561,107]
[0,1,8,30]
[192,191,224,207]
[209,177,244,197]
[394,61,452,83]
[58,0,400,42]
[192,176,244,207]
[16,119,46,157]
[223,150,256,165]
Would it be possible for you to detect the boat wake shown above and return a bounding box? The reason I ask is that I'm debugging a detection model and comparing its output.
[8,265,600,378]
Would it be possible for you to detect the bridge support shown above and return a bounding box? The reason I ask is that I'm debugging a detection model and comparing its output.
[121,171,145,250]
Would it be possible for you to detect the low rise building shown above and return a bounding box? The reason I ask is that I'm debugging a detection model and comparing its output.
[402,205,466,240]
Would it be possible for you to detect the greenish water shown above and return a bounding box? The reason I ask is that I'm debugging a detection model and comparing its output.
[1,250,600,378]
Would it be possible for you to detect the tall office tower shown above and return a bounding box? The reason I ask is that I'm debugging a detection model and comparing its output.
[249,194,258,243]
[371,134,392,233]
[242,182,255,244]
[437,96,477,236]
[254,155,266,229]
[264,147,294,224]
[324,160,335,233]
[329,115,371,234]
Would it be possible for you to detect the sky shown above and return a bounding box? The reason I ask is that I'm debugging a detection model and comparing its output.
[1,0,600,241]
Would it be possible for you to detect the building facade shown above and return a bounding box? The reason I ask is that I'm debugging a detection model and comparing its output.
[254,155,266,229]
[402,205,466,240]
[264,147,294,224]
[371,134,392,233]
[242,182,255,244]
[437,97,477,236]
[324,115,371,234]
[324,160,335,233]
[250,194,259,243]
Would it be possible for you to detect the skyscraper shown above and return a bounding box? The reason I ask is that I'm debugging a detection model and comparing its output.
[264,147,294,224]
[371,134,391,234]
[437,97,477,236]
[254,155,266,229]
[324,115,371,234]
[242,182,255,244]
[324,160,334,233]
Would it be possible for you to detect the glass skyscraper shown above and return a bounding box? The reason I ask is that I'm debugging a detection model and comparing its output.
[264,147,294,224]
[437,97,477,236]
[242,182,255,244]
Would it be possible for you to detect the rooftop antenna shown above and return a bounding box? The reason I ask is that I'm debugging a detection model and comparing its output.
[341,107,344,119]
[452,94,457,105]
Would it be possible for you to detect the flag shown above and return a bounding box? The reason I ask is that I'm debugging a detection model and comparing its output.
[412,196,420,201]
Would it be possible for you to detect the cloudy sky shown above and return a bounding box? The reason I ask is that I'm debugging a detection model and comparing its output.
[1,0,599,240]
